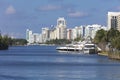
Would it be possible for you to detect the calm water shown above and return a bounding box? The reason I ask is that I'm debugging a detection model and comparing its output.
[0,46,120,80]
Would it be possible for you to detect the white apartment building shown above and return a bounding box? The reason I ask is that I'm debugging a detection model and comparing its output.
[67,29,72,40]
[50,28,57,40]
[39,34,42,43]
[71,26,82,40]
[108,12,120,31]
[26,29,34,44]
[32,33,41,43]
[41,27,50,43]
[56,17,67,39]
[26,29,42,44]
[26,29,30,42]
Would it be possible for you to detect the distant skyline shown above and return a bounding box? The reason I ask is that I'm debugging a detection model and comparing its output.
[0,0,120,38]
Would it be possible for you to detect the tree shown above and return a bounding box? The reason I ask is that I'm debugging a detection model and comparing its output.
[46,39,71,45]
[0,35,9,50]
[94,29,107,44]
[111,36,120,50]
[106,28,120,42]
[10,39,27,46]
[94,28,120,51]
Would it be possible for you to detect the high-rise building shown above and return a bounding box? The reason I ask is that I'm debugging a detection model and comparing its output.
[67,29,72,40]
[117,15,120,31]
[41,27,50,42]
[26,29,30,42]
[33,33,40,43]
[56,17,67,39]
[108,12,120,31]
[50,28,56,40]
[71,27,82,40]
[26,29,41,44]
[26,29,34,44]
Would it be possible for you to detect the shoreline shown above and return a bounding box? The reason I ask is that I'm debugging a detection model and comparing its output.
[98,51,108,56]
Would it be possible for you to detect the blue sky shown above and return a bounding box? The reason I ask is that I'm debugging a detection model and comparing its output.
[0,0,120,38]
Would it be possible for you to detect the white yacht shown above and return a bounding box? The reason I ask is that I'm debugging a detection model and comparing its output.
[56,41,85,52]
[83,43,97,54]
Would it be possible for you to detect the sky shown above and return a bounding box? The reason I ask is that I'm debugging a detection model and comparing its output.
[0,0,120,38]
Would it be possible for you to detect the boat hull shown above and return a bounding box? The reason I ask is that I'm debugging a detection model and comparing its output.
[56,47,82,52]
[83,49,96,54]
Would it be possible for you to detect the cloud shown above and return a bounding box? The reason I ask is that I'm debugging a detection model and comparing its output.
[5,5,16,15]
[38,5,62,11]
[68,11,88,18]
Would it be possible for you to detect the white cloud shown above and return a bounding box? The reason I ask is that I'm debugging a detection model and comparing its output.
[68,11,88,18]
[39,5,61,11]
[5,5,16,15]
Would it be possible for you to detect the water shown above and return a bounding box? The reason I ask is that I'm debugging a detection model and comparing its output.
[0,46,120,80]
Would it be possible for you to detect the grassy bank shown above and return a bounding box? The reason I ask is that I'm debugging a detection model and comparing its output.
[108,50,120,60]
[98,50,120,60]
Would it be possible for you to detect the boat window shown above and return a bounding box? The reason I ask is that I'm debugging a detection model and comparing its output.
[84,45,95,48]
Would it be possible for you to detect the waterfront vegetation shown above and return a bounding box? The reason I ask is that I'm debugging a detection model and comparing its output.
[94,28,120,59]
[94,28,120,50]
[0,35,9,50]
[0,35,27,50]
[45,36,83,45]
[9,38,27,46]
[46,39,71,45]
